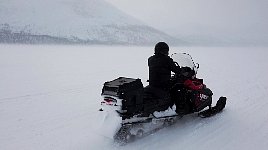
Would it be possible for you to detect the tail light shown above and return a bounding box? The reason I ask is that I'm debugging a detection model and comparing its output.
[101,97,117,106]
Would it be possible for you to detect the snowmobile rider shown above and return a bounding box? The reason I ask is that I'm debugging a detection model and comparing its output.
[148,42,181,90]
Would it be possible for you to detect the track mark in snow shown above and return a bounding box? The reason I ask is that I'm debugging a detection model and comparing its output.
[0,84,94,103]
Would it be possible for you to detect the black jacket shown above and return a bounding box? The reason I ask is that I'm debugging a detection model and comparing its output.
[148,54,180,89]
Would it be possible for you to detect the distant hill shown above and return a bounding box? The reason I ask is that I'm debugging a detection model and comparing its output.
[0,0,182,45]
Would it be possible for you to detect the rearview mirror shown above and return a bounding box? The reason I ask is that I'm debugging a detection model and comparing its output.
[196,63,200,69]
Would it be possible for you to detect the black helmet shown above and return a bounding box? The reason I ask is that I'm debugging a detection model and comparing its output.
[154,42,169,55]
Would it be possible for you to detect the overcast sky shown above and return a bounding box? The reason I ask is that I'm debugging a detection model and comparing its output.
[105,0,268,44]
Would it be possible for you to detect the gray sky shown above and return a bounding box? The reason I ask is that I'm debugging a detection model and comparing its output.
[105,0,268,44]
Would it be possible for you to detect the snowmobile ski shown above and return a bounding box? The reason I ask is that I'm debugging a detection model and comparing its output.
[198,96,227,118]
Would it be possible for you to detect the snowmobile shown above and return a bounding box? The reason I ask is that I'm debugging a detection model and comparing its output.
[99,53,226,144]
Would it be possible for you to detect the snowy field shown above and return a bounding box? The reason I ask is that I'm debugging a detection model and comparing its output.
[0,44,268,150]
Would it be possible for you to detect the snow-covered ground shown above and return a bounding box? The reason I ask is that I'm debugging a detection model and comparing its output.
[0,45,268,150]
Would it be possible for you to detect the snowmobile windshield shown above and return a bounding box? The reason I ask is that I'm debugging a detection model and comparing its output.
[171,53,197,72]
